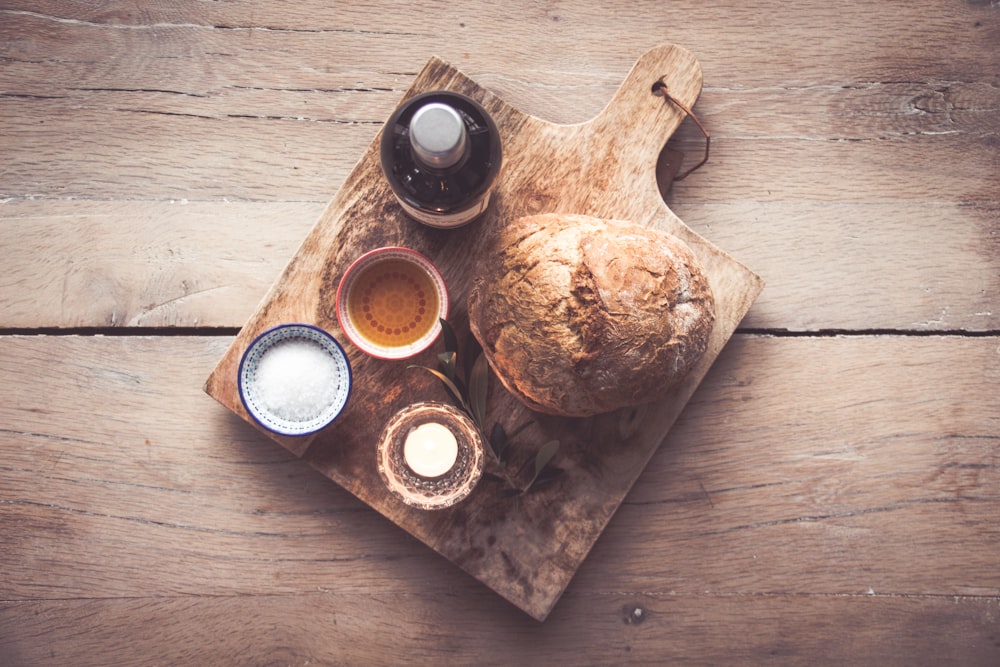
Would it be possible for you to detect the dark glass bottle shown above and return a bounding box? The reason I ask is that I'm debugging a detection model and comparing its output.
[380,91,502,228]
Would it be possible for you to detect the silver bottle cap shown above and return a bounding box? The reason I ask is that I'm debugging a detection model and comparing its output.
[409,102,468,169]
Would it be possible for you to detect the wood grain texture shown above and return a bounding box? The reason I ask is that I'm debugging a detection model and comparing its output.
[2,0,996,334]
[2,199,997,332]
[1,0,998,661]
[2,335,998,662]
[3,594,999,666]
[3,95,995,202]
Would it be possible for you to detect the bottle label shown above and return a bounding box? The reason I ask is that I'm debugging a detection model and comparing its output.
[399,192,491,229]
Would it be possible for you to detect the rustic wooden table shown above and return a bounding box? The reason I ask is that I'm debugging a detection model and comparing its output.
[2,1,998,664]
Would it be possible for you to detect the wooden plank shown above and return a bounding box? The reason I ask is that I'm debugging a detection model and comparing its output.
[2,199,997,332]
[683,201,1000,332]
[0,335,998,661]
[2,96,995,202]
[1,336,997,594]
[2,3,996,202]
[1,594,998,666]
[0,200,323,328]
[4,62,997,146]
[2,1,996,94]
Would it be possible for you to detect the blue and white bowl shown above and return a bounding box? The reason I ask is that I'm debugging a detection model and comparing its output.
[238,323,352,436]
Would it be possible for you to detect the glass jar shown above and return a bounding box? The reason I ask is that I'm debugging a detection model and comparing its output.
[380,91,502,229]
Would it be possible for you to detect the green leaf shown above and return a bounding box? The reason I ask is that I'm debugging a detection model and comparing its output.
[437,350,457,382]
[469,352,489,429]
[526,440,560,491]
[408,365,470,414]
[439,318,459,356]
[462,334,483,385]
[490,420,531,463]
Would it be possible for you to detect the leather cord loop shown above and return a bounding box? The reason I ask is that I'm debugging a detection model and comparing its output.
[652,78,711,181]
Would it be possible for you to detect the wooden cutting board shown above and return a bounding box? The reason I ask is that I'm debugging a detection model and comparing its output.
[205,43,763,622]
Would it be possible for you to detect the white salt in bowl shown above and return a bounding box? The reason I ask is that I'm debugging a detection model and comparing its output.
[238,323,352,436]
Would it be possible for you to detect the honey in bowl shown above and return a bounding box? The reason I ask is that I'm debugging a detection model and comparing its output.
[348,258,439,348]
[336,247,448,360]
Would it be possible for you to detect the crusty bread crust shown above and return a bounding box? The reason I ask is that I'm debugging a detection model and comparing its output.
[468,213,715,417]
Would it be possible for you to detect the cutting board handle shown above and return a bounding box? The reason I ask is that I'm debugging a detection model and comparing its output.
[586,43,704,177]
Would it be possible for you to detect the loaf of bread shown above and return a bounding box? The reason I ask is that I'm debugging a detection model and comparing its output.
[468,213,715,417]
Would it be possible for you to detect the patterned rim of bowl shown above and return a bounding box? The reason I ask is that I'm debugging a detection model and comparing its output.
[335,246,449,360]
[237,323,352,436]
